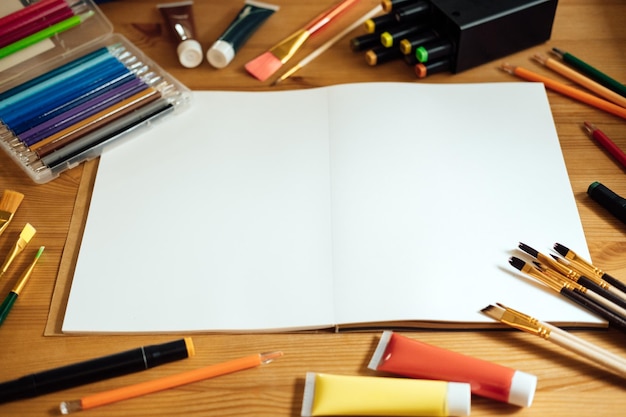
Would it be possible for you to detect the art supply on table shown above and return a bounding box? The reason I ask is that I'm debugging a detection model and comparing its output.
[0,223,36,278]
[0,10,94,59]
[532,54,626,108]
[582,122,626,170]
[0,246,44,326]
[0,190,24,237]
[482,303,626,379]
[59,351,283,414]
[157,1,203,68]
[588,181,626,226]
[368,331,537,407]
[415,58,449,78]
[551,47,626,98]
[207,0,279,69]
[0,338,195,404]
[0,0,190,184]
[351,0,558,78]
[509,256,626,332]
[301,372,470,417]
[500,63,626,120]
[0,0,80,49]
[244,0,359,81]
[273,4,383,85]
[553,242,626,294]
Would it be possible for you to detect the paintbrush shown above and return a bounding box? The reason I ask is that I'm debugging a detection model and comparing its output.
[0,223,36,278]
[245,0,360,81]
[0,246,44,326]
[481,303,626,378]
[553,242,626,294]
[0,190,25,237]
[272,4,383,85]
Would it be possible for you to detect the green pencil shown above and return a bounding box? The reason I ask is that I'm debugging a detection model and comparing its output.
[552,47,626,98]
[0,11,94,59]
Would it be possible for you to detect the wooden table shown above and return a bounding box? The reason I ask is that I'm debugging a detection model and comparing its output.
[1,0,625,415]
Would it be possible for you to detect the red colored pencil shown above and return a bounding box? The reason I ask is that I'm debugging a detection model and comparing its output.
[583,122,626,170]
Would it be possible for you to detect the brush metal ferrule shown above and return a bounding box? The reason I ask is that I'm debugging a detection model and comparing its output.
[269,30,310,64]
[496,304,551,339]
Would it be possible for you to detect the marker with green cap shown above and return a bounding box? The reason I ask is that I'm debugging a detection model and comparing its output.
[416,39,452,63]
[587,181,626,225]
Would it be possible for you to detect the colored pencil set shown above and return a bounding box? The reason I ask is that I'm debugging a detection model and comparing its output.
[0,0,190,184]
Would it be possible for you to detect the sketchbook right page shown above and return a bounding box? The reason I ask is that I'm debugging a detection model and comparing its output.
[327,82,599,328]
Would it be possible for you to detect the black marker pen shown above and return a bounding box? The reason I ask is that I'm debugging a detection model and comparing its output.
[0,338,194,403]
[587,181,626,225]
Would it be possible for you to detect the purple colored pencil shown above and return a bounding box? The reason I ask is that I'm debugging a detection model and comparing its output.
[19,78,148,146]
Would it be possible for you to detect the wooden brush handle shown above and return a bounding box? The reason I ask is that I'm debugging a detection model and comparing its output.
[305,0,360,35]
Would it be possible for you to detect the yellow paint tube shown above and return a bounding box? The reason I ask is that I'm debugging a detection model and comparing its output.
[301,372,470,417]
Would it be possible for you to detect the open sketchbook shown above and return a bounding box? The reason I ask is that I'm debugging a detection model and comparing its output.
[61,82,602,333]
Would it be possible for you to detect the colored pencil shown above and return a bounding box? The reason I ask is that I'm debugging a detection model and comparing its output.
[245,0,359,81]
[532,54,626,108]
[0,6,75,49]
[0,11,94,59]
[59,352,283,414]
[273,4,383,85]
[551,47,626,99]
[482,303,626,378]
[500,63,626,120]
[0,0,66,31]
[582,122,626,170]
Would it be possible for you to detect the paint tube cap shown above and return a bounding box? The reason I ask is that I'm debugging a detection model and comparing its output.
[207,40,235,69]
[508,370,537,407]
[177,39,203,68]
[447,382,471,416]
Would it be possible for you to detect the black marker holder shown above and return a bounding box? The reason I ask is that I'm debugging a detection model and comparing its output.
[356,0,558,75]
[430,0,558,73]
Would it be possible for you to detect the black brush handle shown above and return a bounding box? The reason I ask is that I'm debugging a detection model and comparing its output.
[577,276,626,309]
[561,288,626,332]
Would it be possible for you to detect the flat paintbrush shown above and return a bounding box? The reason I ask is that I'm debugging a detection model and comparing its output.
[554,242,626,294]
[245,0,360,81]
[481,303,626,378]
[0,223,36,278]
[509,256,626,332]
[0,190,25,237]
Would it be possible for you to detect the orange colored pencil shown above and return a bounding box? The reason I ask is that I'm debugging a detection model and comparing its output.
[532,54,626,108]
[59,351,283,414]
[500,63,626,120]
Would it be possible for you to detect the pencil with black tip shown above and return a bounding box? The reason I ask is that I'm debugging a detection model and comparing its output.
[554,242,626,294]
[481,303,626,378]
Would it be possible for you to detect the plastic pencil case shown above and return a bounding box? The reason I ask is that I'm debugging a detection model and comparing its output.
[0,0,191,184]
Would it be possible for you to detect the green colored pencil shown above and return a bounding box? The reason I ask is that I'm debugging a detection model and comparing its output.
[552,47,626,98]
[0,11,94,59]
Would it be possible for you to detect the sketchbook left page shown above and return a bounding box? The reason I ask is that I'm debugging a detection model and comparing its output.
[62,89,337,333]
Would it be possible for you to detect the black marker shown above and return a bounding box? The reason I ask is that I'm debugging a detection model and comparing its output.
[0,338,194,403]
[415,39,452,63]
[587,181,626,225]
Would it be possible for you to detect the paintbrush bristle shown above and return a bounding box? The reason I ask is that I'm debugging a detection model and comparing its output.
[245,51,284,82]
[553,243,570,257]
[480,304,505,320]
[0,190,24,213]
[19,223,37,242]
